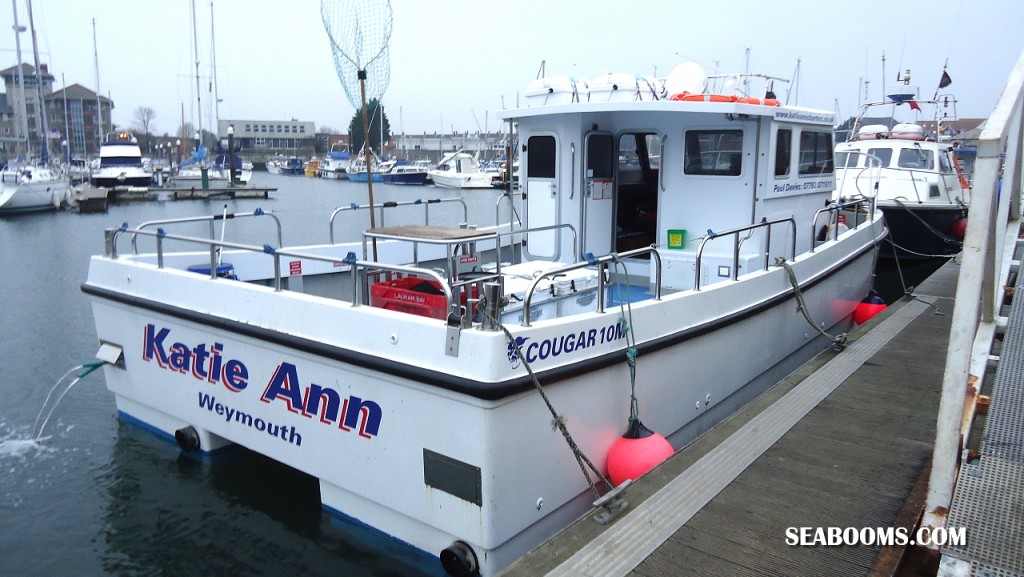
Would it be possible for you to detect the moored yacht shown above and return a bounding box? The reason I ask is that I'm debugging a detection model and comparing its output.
[81,62,885,577]
[90,132,152,189]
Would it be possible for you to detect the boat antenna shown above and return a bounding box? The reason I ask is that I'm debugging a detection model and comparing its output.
[536,59,545,79]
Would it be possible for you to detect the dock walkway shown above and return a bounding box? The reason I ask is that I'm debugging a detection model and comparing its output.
[499,259,960,577]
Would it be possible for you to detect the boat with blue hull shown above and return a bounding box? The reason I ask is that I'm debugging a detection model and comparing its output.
[382,161,430,185]
[81,62,885,576]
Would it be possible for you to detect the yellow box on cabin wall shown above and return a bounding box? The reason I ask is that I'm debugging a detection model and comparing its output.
[667,229,686,249]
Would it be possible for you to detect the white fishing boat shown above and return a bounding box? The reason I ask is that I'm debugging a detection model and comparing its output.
[81,62,885,577]
[835,92,970,259]
[90,131,153,189]
[428,150,494,189]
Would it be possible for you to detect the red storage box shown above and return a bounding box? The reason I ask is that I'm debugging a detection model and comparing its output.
[370,277,451,319]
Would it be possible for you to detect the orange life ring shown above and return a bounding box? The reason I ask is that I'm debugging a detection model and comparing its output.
[669,93,738,103]
[735,97,781,106]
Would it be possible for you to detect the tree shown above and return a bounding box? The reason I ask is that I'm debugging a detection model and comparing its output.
[133,106,156,150]
[348,99,391,155]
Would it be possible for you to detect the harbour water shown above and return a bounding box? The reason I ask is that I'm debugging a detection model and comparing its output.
[0,173,947,576]
[0,173,507,577]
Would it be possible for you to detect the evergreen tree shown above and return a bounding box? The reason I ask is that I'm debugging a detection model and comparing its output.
[348,99,391,154]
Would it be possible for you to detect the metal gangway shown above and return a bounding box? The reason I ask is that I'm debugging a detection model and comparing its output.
[927,49,1024,576]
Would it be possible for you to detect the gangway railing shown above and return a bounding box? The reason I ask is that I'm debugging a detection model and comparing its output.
[923,48,1024,539]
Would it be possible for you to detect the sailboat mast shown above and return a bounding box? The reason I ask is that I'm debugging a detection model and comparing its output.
[191,0,204,150]
[92,18,102,153]
[11,0,30,158]
[211,1,220,137]
[26,0,49,163]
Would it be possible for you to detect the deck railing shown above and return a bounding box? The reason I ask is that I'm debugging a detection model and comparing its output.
[693,217,796,290]
[329,197,469,244]
[923,49,1024,537]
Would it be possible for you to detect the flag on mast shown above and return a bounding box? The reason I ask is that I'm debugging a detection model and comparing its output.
[939,70,952,89]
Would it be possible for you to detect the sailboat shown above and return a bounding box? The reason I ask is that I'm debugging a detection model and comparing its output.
[0,0,70,215]
[172,0,251,189]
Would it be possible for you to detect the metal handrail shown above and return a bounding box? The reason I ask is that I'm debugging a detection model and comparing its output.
[521,246,662,326]
[329,197,468,243]
[106,225,454,310]
[693,218,796,290]
[836,151,883,200]
[810,197,875,252]
[493,223,578,266]
[923,48,1024,537]
[130,209,281,254]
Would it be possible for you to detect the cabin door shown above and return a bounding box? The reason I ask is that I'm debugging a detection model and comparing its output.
[524,135,559,259]
[582,132,615,258]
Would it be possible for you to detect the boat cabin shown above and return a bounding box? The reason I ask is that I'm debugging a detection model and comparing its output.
[500,94,837,290]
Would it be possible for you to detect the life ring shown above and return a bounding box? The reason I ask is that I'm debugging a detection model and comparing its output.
[669,93,738,103]
[735,97,781,106]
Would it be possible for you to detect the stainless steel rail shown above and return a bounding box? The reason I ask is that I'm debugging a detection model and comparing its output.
[693,218,796,290]
[329,197,468,243]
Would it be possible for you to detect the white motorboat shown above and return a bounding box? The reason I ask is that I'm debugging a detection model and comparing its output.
[835,93,970,259]
[81,62,886,577]
[90,132,153,189]
[428,150,494,189]
[318,144,352,179]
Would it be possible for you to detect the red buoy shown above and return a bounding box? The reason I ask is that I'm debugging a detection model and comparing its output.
[606,419,674,486]
[949,217,968,240]
[853,293,887,325]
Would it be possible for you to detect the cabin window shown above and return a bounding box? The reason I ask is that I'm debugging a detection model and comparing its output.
[897,148,934,170]
[526,135,556,178]
[834,151,856,168]
[587,134,614,178]
[798,131,834,175]
[865,148,892,167]
[939,151,955,174]
[775,129,792,176]
[684,130,743,176]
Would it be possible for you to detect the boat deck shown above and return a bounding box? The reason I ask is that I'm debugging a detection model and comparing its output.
[498,259,962,577]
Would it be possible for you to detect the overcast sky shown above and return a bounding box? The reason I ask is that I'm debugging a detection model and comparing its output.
[5,0,1022,137]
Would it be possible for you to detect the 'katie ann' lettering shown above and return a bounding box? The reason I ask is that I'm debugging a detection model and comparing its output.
[142,324,382,440]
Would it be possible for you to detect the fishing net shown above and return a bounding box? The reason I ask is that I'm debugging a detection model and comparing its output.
[320,0,393,108]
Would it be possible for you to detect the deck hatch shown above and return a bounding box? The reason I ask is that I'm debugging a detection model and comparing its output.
[423,448,482,506]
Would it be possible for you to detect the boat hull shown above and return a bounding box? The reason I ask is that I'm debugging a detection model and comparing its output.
[82,220,880,576]
[0,172,68,214]
[348,171,384,183]
[429,172,494,189]
[878,202,966,259]
[382,171,429,185]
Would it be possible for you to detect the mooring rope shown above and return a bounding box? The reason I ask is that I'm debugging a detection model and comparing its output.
[774,257,848,350]
[887,238,948,316]
[479,299,614,500]
[610,255,641,427]
[892,198,964,247]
